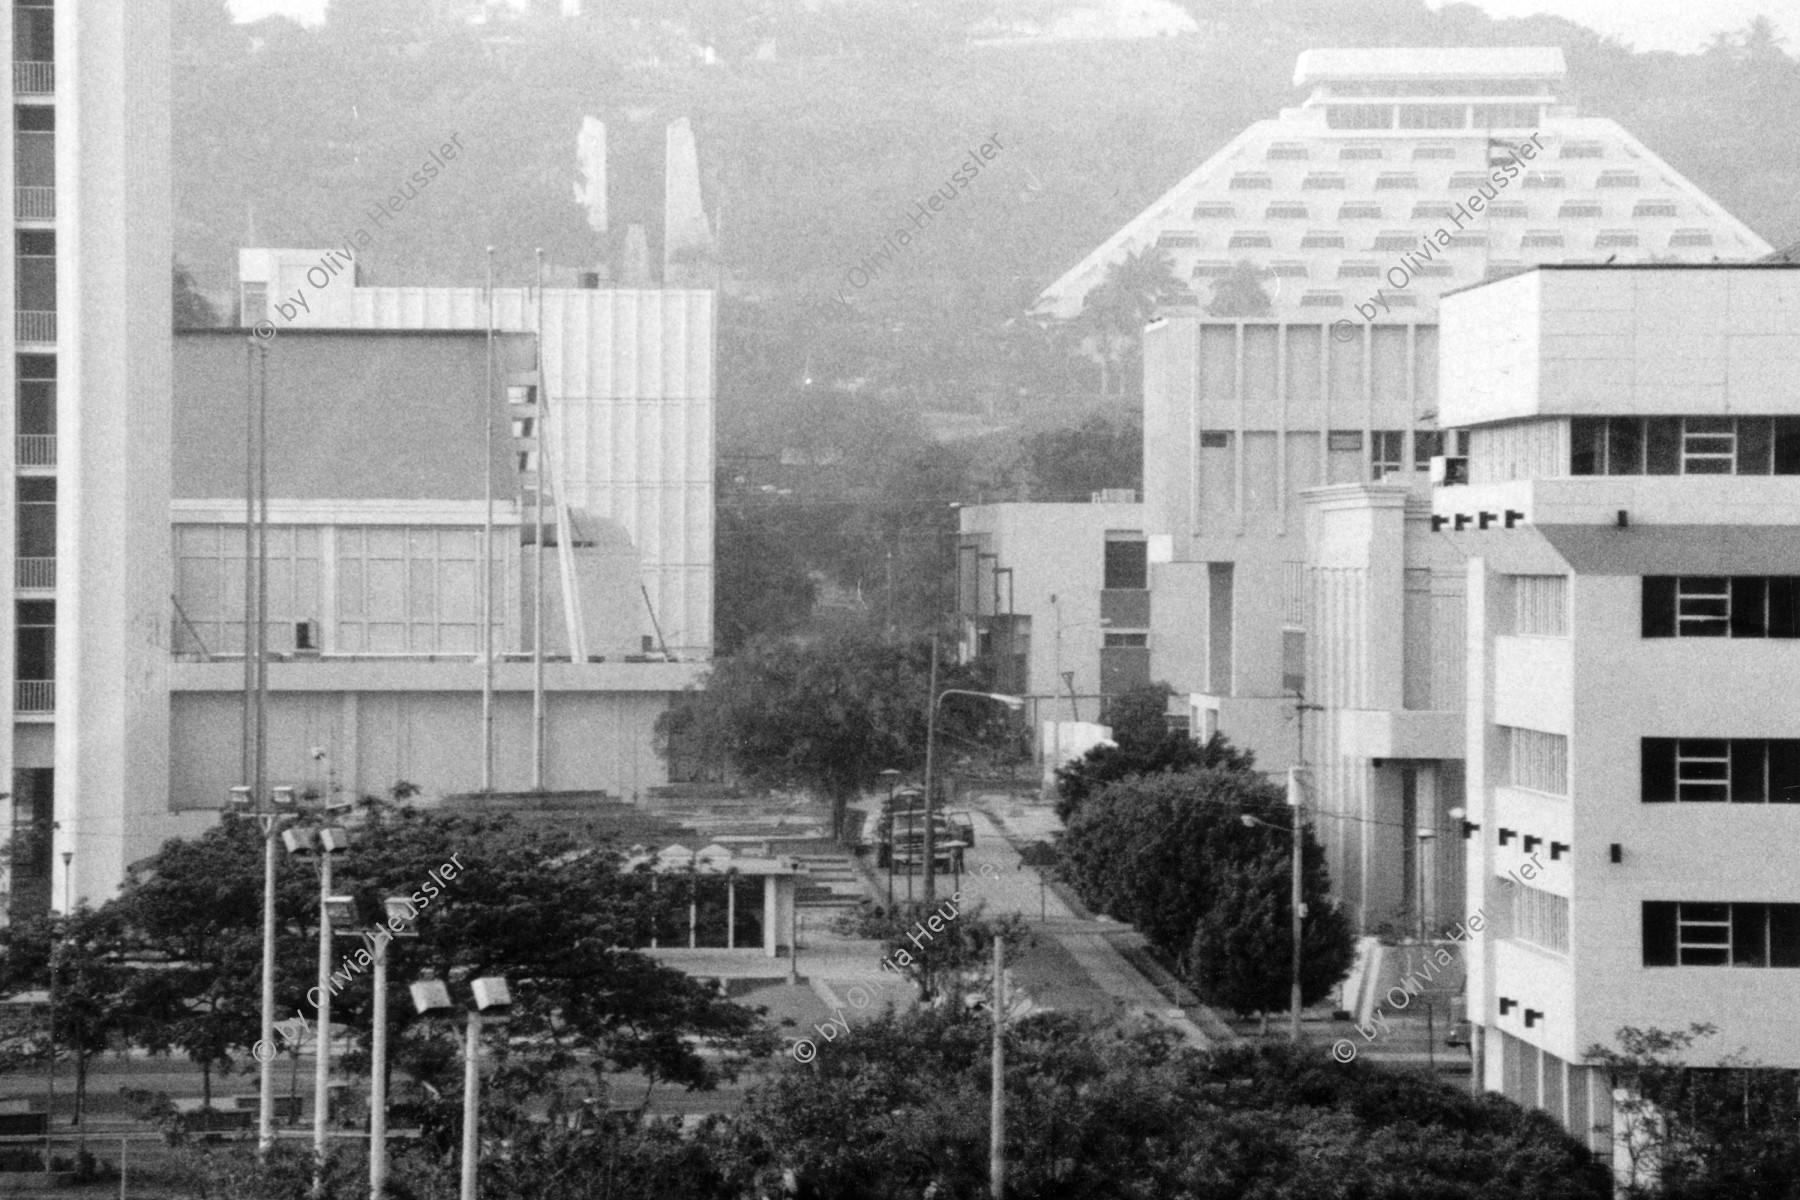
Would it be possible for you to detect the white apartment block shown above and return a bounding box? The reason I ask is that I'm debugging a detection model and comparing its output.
[0,1,179,914]
[1435,264,1800,1153]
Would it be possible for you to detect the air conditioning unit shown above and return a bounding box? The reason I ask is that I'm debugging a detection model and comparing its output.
[1429,455,1469,486]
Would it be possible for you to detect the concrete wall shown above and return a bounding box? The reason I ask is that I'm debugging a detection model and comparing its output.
[1440,267,1800,428]
[54,0,179,908]
[168,661,698,810]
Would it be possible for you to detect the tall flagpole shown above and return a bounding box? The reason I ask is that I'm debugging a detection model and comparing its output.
[481,247,496,794]
[242,346,256,783]
[531,249,546,791]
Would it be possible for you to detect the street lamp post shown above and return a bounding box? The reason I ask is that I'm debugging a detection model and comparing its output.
[283,821,351,1193]
[229,783,296,1160]
[411,976,512,1200]
[326,895,417,1200]
[1241,763,1311,1042]
[923,686,1025,906]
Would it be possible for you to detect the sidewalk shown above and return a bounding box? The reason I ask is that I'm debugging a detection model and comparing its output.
[946,796,1234,1048]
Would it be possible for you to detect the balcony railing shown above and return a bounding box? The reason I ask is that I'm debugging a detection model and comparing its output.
[14,63,52,95]
[15,558,52,590]
[15,681,53,713]
[14,186,52,221]
[15,435,54,467]
[15,312,54,343]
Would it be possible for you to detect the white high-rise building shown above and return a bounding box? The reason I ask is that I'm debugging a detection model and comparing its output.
[0,1,177,915]
[1436,263,1800,1155]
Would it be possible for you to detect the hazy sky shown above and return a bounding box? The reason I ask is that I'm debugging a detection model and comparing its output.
[226,0,1790,56]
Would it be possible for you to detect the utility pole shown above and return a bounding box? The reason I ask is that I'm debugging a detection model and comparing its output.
[480,246,496,794]
[1290,691,1323,1043]
[990,935,1005,1199]
[922,637,940,907]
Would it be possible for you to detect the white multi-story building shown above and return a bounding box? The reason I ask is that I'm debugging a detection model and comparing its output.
[1434,263,1800,1153]
[965,45,1773,930]
[0,1,179,915]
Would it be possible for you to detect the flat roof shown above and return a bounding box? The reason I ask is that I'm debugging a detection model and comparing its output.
[1294,47,1565,87]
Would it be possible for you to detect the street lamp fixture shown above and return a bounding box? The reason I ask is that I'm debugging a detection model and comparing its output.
[278,822,350,1189]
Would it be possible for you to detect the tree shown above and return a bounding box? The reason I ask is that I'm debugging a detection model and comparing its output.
[874,900,1028,1002]
[1054,684,1257,822]
[1066,248,1187,400]
[1585,1023,1800,1199]
[655,629,998,837]
[1018,413,1142,501]
[1206,259,1274,318]
[713,504,817,654]
[173,262,219,329]
[1188,853,1356,1026]
[1056,765,1354,1007]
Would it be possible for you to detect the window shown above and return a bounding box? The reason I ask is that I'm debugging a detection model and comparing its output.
[1597,170,1642,188]
[1338,262,1380,279]
[16,229,54,314]
[1448,172,1490,190]
[1300,232,1346,248]
[1191,261,1232,278]
[177,525,322,655]
[1520,231,1565,248]
[1298,291,1343,308]
[1266,144,1309,161]
[1410,263,1454,277]
[1509,575,1568,636]
[1192,202,1235,219]
[17,353,54,439]
[1413,430,1468,469]
[1413,202,1455,219]
[14,1,54,64]
[1372,231,1415,250]
[1558,202,1602,219]
[1633,201,1678,218]
[1326,106,1392,130]
[1640,738,1800,803]
[1487,203,1529,219]
[1103,538,1148,591]
[1303,174,1348,190]
[1594,231,1639,249]
[1644,902,1800,967]
[1339,203,1383,220]
[1502,880,1570,954]
[506,384,537,405]
[1227,231,1272,248]
[1229,174,1273,190]
[1371,430,1405,479]
[1573,417,1800,476]
[1445,233,1486,248]
[1327,430,1363,452]
[1413,146,1457,160]
[1265,203,1308,219]
[1501,726,1568,795]
[1560,142,1604,159]
[337,527,487,654]
[1103,632,1148,647]
[1398,105,1465,129]
[1157,232,1200,249]
[1269,262,1307,278]
[1669,230,1714,248]
[1340,146,1384,161]
[1521,173,1566,188]
[1374,173,1419,189]
[1199,430,1231,449]
[1643,576,1800,639]
[16,477,53,561]
[15,599,53,683]
[1471,103,1539,127]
